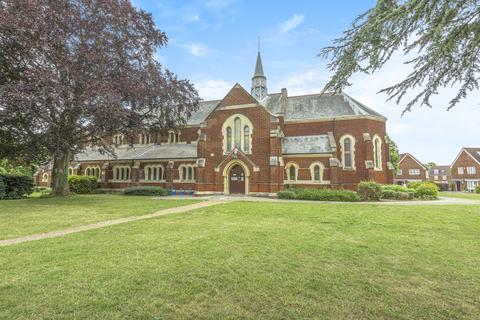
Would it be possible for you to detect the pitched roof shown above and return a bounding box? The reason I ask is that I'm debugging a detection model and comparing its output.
[75,144,197,161]
[464,147,480,164]
[186,89,385,126]
[429,165,451,175]
[398,153,426,169]
[282,135,333,154]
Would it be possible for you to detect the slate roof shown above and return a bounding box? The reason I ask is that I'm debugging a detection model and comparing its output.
[282,135,333,154]
[429,165,451,176]
[188,91,385,125]
[75,143,197,161]
[464,147,480,164]
[253,51,265,78]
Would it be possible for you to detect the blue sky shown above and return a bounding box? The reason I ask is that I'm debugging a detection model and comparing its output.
[133,0,480,164]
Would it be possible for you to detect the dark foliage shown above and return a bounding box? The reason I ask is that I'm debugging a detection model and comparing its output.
[357,181,382,201]
[0,174,34,199]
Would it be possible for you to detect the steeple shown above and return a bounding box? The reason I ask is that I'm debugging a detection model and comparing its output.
[251,38,267,100]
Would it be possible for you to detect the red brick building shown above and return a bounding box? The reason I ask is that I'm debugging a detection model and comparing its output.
[428,165,451,191]
[394,153,428,186]
[450,147,480,191]
[36,51,394,195]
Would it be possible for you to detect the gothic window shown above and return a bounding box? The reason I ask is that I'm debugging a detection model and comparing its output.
[226,127,232,152]
[168,130,179,144]
[234,117,241,149]
[84,166,100,179]
[68,167,73,175]
[114,166,130,181]
[114,134,124,145]
[178,164,195,182]
[285,162,299,182]
[373,135,382,170]
[243,126,250,152]
[144,165,164,181]
[139,133,150,145]
[340,135,356,170]
[42,173,48,182]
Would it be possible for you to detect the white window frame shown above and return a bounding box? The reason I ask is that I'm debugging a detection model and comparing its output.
[372,134,383,171]
[309,162,325,183]
[458,167,464,175]
[409,168,420,176]
[339,134,356,170]
[168,130,179,144]
[143,165,164,181]
[397,169,402,176]
[467,166,476,175]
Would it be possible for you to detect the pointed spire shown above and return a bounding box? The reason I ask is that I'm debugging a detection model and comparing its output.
[254,51,265,78]
[251,37,268,100]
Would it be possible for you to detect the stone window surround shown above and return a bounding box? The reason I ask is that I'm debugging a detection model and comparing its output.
[142,164,165,182]
[222,114,253,155]
[309,161,325,183]
[372,134,383,171]
[339,134,356,170]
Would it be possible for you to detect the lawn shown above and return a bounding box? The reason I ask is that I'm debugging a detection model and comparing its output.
[1,201,479,319]
[440,191,480,200]
[0,194,199,240]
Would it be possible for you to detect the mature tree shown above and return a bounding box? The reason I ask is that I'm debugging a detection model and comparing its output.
[320,0,479,113]
[425,162,437,170]
[386,134,400,173]
[0,0,199,195]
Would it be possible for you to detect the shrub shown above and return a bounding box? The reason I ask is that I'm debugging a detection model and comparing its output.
[398,191,410,201]
[407,181,423,189]
[123,186,170,196]
[382,184,409,193]
[381,189,398,200]
[357,181,382,201]
[277,188,360,202]
[0,174,35,199]
[476,186,480,194]
[381,184,417,200]
[415,182,439,199]
[68,175,97,194]
[277,190,297,199]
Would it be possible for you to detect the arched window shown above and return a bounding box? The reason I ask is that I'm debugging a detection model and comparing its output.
[226,127,232,152]
[178,164,195,182]
[373,135,382,170]
[289,166,296,181]
[309,162,325,182]
[84,166,100,179]
[144,165,164,181]
[114,166,131,181]
[340,135,356,170]
[114,134,124,145]
[139,133,150,145]
[234,117,241,149]
[68,167,73,175]
[243,126,250,152]
[168,130,179,144]
[221,114,253,155]
[285,162,299,182]
[42,173,49,182]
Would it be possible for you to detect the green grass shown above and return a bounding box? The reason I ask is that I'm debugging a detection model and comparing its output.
[1,201,479,319]
[0,194,199,240]
[440,191,480,200]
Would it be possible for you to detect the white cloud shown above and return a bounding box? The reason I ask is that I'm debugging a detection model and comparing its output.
[194,79,232,100]
[278,14,305,33]
[182,42,208,57]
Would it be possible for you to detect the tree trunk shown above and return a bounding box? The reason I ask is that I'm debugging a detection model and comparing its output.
[51,152,70,196]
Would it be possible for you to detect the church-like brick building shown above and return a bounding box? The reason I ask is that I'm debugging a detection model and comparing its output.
[36,51,394,195]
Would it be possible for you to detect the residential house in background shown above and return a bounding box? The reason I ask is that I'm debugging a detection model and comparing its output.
[394,153,428,186]
[450,147,480,191]
[428,165,451,191]
[35,50,394,194]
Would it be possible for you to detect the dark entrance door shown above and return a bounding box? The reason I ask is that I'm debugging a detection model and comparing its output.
[229,165,245,194]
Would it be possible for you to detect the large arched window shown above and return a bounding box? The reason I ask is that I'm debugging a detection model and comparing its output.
[221,114,253,154]
[243,126,250,152]
[373,135,382,170]
[226,127,232,152]
[285,162,299,182]
[139,133,151,145]
[309,162,325,182]
[114,134,124,145]
[340,134,356,170]
[42,173,49,182]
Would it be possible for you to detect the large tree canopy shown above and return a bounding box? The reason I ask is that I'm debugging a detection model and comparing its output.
[0,0,200,195]
[320,0,479,114]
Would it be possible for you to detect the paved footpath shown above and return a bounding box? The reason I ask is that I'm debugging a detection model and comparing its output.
[0,200,229,247]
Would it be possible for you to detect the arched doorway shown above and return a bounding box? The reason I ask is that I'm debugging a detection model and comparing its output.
[229,165,245,194]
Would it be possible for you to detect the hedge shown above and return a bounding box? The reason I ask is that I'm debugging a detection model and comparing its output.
[123,186,170,196]
[381,184,416,200]
[414,182,438,199]
[476,186,480,194]
[0,174,34,199]
[68,175,97,194]
[357,181,382,201]
[277,188,360,202]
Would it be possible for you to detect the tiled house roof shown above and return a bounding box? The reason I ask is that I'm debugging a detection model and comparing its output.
[464,147,480,164]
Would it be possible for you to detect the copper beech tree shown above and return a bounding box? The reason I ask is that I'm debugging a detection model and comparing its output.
[0,0,200,195]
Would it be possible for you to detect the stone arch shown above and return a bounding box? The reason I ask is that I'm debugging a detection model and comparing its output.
[222,159,251,194]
